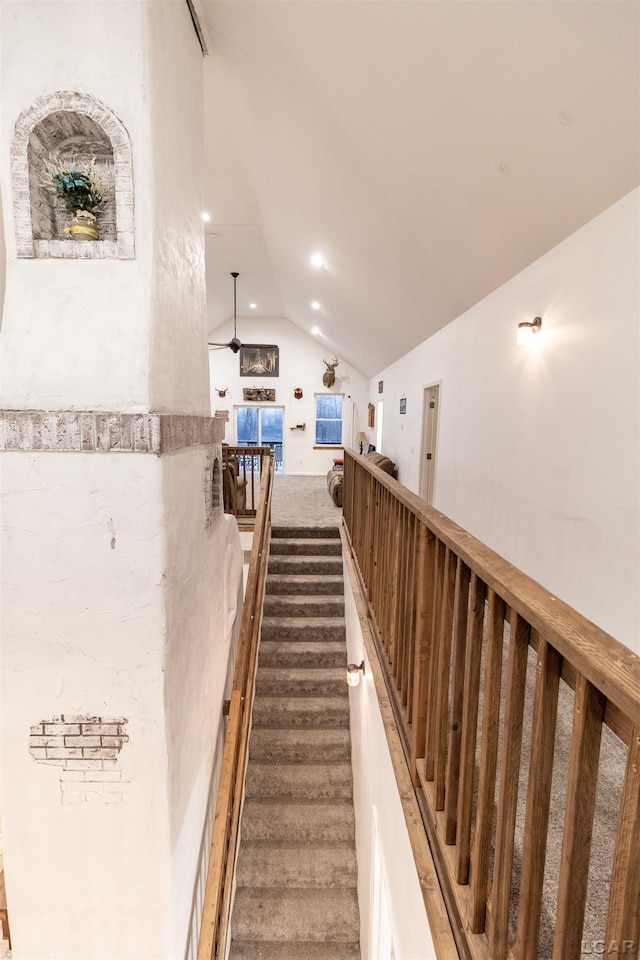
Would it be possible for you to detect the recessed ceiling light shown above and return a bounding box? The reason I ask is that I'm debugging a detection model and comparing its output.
[249,303,257,309]
[312,326,321,335]
[208,233,218,239]
[310,252,325,268]
[201,212,211,222]
[311,301,321,310]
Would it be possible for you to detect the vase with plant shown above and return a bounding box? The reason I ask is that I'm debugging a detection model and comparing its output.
[42,156,113,241]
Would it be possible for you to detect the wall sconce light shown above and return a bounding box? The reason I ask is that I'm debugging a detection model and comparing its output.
[355,431,368,454]
[346,661,365,687]
[517,316,542,346]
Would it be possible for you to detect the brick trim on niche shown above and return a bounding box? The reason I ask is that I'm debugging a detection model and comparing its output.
[203,446,223,526]
[0,412,225,454]
[11,90,134,259]
[29,715,130,805]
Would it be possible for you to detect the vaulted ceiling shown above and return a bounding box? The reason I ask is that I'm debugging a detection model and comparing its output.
[201,0,639,378]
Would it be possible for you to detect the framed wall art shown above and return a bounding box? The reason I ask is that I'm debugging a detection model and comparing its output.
[239,344,279,378]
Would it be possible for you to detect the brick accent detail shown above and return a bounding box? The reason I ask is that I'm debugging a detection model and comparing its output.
[203,446,223,526]
[0,412,225,454]
[11,91,134,259]
[29,715,130,805]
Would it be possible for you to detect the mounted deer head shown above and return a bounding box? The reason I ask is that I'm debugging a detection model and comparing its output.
[322,357,339,388]
[215,387,228,398]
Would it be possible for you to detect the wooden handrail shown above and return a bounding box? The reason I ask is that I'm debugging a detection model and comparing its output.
[342,448,640,960]
[197,453,274,960]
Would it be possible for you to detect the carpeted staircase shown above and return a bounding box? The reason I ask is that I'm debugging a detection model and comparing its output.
[230,526,360,960]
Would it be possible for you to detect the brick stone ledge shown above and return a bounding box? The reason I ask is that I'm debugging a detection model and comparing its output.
[0,411,225,453]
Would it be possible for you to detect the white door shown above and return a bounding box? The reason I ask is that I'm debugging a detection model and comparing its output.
[419,384,440,504]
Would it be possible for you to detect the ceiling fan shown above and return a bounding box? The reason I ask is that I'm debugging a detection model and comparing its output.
[208,271,245,354]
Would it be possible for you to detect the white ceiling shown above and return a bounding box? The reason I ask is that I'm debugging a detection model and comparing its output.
[201,0,639,378]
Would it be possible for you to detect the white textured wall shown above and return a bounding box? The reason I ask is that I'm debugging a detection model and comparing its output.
[161,449,242,955]
[371,189,640,651]
[0,187,5,329]
[0,0,153,411]
[208,317,370,473]
[0,2,243,957]
[0,453,170,958]
[146,2,211,416]
[344,569,436,960]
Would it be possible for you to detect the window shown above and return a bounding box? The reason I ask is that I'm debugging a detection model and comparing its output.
[235,406,284,471]
[315,394,343,445]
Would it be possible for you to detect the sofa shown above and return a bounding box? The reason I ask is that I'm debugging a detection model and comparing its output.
[326,450,396,507]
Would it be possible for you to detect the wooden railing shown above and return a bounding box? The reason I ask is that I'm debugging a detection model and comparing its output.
[342,448,640,960]
[222,445,272,518]
[197,452,274,960]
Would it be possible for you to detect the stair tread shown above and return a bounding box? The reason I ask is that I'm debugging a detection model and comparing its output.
[269,555,343,564]
[256,668,347,698]
[241,799,355,842]
[264,594,344,602]
[259,641,345,667]
[257,668,346,685]
[266,575,344,595]
[236,842,357,888]
[263,596,344,613]
[246,762,352,799]
[253,696,349,728]
[231,887,359,943]
[271,527,341,538]
[249,727,351,758]
[230,942,360,960]
[262,616,345,631]
[269,540,342,556]
[268,574,343,582]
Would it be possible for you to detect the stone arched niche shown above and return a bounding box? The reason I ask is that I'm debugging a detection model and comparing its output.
[12,91,134,259]
[204,448,223,527]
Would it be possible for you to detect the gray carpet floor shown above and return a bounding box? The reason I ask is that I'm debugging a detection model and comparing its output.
[271,474,342,527]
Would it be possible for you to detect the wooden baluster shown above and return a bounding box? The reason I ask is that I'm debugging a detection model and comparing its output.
[382,488,394,652]
[404,514,418,713]
[605,724,640,959]
[364,474,373,586]
[368,479,377,616]
[470,589,505,932]
[367,477,376,600]
[399,506,410,693]
[424,538,446,781]
[444,559,471,844]
[248,452,255,513]
[389,499,401,674]
[410,525,436,785]
[433,548,457,810]
[490,610,530,960]
[395,506,409,695]
[516,636,561,960]
[455,573,487,883]
[552,675,605,960]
